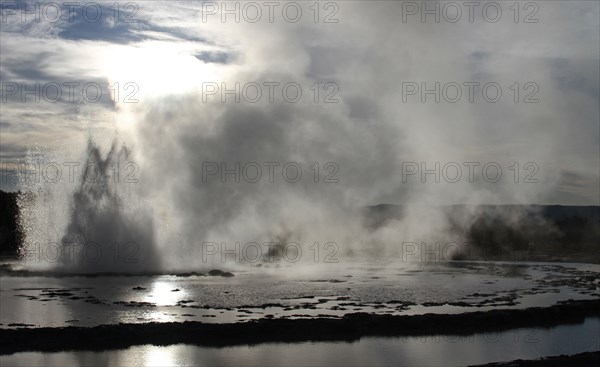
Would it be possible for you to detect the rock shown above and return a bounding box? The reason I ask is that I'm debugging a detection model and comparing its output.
[208,269,234,277]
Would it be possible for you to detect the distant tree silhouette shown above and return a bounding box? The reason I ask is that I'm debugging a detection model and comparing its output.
[0,191,23,257]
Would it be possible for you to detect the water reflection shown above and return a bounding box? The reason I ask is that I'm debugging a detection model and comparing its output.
[145,348,178,367]
[1,262,598,328]
[144,280,187,307]
[2,318,599,366]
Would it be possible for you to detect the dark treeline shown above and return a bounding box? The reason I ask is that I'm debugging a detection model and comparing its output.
[0,191,23,257]
[455,205,600,262]
[367,204,600,263]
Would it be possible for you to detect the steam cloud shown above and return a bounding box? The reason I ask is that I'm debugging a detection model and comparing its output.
[12,1,599,272]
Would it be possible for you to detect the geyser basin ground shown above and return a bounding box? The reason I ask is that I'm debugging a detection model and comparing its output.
[1,260,599,366]
[1,261,598,329]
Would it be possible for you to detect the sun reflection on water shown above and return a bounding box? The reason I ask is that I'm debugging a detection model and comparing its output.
[144,347,177,367]
[144,279,187,307]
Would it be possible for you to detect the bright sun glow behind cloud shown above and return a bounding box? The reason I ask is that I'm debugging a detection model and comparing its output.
[103,41,218,102]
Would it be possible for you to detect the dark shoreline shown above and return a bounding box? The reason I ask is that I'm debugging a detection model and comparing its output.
[0,264,235,278]
[470,351,600,367]
[1,299,598,355]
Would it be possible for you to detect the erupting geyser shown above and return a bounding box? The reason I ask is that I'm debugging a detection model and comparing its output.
[18,139,159,273]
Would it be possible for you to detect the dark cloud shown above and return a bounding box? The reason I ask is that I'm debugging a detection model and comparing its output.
[194,51,230,64]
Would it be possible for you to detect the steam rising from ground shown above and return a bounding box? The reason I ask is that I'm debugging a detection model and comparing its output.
[14,2,600,272]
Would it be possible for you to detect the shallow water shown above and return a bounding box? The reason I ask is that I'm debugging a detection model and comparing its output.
[1,317,599,366]
[1,261,598,328]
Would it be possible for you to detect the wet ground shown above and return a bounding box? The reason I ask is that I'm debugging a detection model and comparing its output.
[1,261,598,328]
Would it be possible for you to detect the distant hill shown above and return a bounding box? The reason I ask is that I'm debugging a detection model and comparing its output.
[1,190,598,263]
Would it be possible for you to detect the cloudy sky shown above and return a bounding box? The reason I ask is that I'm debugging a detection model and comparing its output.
[1,0,598,209]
